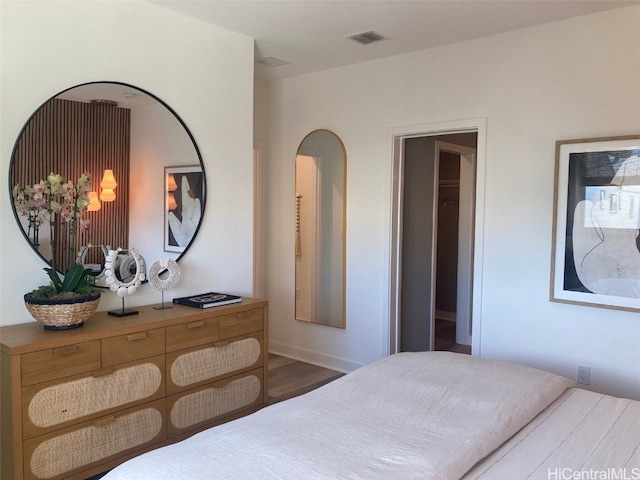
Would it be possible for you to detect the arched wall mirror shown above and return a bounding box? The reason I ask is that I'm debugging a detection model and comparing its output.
[9,81,206,285]
[295,129,346,328]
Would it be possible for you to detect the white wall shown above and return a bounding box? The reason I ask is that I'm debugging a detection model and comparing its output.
[257,6,640,398]
[130,102,199,264]
[0,1,255,324]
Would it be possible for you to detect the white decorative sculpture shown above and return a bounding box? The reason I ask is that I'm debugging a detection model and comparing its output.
[148,258,181,309]
[105,247,146,317]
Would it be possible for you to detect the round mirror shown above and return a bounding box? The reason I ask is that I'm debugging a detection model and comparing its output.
[9,81,206,281]
[295,129,346,328]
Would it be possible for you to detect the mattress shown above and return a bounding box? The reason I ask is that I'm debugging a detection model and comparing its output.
[462,387,640,479]
[103,351,572,480]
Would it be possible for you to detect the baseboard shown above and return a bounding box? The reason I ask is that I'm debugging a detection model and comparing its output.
[268,341,361,374]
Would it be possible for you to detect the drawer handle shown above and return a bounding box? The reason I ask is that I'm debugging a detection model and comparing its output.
[235,312,253,319]
[213,379,230,388]
[53,345,78,356]
[127,332,148,342]
[214,340,230,348]
[94,415,116,427]
[93,367,115,378]
[187,320,205,329]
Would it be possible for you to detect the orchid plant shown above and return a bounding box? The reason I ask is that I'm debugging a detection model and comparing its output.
[13,172,94,298]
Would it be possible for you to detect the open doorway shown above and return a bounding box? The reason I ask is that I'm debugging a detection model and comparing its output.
[434,141,475,353]
[389,119,486,356]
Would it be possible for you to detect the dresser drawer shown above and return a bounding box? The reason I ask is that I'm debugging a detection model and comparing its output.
[21,340,101,387]
[219,308,264,339]
[22,356,165,439]
[102,328,165,367]
[166,316,219,352]
[0,299,267,480]
[24,398,165,480]
[167,368,263,437]
[166,332,263,394]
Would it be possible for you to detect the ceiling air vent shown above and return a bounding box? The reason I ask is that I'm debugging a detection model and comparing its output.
[346,31,386,46]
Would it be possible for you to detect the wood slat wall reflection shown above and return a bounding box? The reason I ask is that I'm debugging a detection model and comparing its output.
[12,98,130,268]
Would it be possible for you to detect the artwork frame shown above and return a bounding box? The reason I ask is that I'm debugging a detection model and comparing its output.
[164,165,205,254]
[550,134,640,312]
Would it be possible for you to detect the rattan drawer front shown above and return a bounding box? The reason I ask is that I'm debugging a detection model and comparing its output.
[102,328,165,367]
[167,333,263,394]
[0,300,267,480]
[21,340,101,387]
[165,316,219,352]
[23,356,165,439]
[167,369,263,436]
[24,399,165,480]
[219,308,264,339]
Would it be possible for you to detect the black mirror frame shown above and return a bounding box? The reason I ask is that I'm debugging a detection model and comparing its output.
[8,80,207,275]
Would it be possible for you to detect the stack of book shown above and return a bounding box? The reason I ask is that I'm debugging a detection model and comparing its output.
[173,292,242,309]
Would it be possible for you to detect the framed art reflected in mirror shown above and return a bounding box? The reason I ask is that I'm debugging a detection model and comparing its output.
[164,165,204,253]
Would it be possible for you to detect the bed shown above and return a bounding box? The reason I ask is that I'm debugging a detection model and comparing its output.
[103,352,640,479]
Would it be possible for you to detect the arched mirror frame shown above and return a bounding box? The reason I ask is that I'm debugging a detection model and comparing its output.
[8,81,206,283]
[295,129,347,328]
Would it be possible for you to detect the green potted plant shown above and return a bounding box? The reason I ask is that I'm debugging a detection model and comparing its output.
[13,172,101,329]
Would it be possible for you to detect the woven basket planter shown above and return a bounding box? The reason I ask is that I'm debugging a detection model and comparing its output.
[24,291,101,330]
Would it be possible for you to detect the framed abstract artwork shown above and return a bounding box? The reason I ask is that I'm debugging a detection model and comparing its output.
[164,165,205,253]
[551,135,640,312]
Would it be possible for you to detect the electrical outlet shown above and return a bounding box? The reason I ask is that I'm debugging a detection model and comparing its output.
[577,365,590,385]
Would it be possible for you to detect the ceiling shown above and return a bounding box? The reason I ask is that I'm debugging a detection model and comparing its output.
[150,0,639,82]
[56,83,157,109]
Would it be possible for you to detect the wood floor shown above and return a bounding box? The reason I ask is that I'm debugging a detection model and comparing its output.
[268,353,344,404]
[434,319,471,354]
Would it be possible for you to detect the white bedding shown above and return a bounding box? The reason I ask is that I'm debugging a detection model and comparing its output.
[104,352,572,480]
[463,387,640,479]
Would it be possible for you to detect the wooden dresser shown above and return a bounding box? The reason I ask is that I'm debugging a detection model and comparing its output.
[0,298,268,480]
